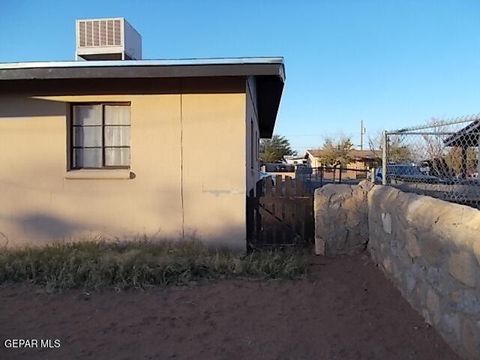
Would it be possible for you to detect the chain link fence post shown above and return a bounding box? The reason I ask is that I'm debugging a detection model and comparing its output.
[382,130,388,185]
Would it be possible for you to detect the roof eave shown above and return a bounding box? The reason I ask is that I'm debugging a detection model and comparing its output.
[0,59,285,140]
[256,74,284,138]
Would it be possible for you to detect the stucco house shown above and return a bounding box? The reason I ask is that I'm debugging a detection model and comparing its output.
[283,155,307,166]
[305,149,380,180]
[0,57,285,250]
[305,149,380,170]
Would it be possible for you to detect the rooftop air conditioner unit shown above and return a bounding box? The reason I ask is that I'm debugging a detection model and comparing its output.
[75,18,142,61]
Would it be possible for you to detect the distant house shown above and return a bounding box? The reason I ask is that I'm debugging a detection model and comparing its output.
[348,149,382,170]
[305,149,380,180]
[261,163,296,179]
[305,150,324,168]
[0,18,285,251]
[305,149,380,170]
[284,155,307,166]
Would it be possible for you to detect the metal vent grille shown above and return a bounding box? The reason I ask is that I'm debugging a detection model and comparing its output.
[78,19,122,47]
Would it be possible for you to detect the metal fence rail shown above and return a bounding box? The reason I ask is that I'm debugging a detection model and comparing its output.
[382,115,480,209]
[297,166,370,194]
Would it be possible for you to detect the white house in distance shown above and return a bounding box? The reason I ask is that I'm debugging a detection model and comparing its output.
[284,155,307,165]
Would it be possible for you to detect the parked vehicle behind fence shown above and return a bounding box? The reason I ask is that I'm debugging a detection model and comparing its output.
[375,164,444,184]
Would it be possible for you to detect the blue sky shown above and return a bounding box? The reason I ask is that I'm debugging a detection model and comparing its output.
[1,0,480,153]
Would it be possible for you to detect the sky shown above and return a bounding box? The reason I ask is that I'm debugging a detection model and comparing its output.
[1,0,480,153]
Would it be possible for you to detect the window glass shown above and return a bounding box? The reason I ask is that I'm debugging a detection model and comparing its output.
[105,126,130,147]
[71,104,130,169]
[105,148,130,167]
[73,148,102,168]
[73,105,102,126]
[73,126,102,147]
[105,105,130,125]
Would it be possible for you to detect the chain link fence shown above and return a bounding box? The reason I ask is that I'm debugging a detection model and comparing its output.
[381,115,480,209]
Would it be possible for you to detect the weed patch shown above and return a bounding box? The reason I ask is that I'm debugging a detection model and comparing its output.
[0,240,308,290]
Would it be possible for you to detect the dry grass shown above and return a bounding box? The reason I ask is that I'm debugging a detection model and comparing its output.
[0,240,308,290]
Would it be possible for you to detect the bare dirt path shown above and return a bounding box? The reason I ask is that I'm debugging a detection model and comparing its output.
[0,254,458,360]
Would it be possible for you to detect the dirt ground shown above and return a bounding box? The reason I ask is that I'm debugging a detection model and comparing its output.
[0,254,458,360]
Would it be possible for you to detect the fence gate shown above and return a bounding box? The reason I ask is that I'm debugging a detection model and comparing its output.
[247,175,314,249]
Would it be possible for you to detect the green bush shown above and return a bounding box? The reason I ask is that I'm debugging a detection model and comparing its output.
[0,240,308,290]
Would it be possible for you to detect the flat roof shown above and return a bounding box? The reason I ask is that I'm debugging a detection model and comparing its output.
[0,57,284,70]
[0,57,285,137]
[0,58,285,83]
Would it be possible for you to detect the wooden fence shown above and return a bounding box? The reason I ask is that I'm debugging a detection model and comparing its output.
[247,175,314,249]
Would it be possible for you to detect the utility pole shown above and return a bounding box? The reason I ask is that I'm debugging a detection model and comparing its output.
[360,120,366,150]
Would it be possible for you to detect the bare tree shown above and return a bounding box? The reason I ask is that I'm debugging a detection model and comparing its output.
[368,131,414,164]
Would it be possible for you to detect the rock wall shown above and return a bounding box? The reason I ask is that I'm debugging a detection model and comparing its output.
[314,180,372,256]
[314,183,480,358]
[368,185,480,359]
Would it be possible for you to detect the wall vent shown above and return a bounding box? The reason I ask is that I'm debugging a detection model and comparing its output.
[75,18,142,61]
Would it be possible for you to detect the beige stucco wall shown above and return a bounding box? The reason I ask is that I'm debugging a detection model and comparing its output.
[306,152,321,168]
[0,89,247,250]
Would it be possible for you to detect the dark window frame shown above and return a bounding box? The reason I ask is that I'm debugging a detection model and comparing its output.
[70,102,131,170]
[256,130,259,162]
[250,118,254,169]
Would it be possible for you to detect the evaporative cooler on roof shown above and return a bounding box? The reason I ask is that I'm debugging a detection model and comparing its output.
[75,18,142,61]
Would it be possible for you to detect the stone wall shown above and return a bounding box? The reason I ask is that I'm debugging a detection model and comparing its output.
[368,185,480,359]
[314,183,480,358]
[314,180,372,256]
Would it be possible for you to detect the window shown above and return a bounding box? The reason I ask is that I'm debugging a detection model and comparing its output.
[250,119,254,169]
[71,104,130,169]
[256,131,259,161]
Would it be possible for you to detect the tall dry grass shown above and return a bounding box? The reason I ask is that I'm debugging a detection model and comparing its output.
[0,240,308,290]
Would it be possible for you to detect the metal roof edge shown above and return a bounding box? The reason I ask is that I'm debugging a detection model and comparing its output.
[0,57,285,70]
